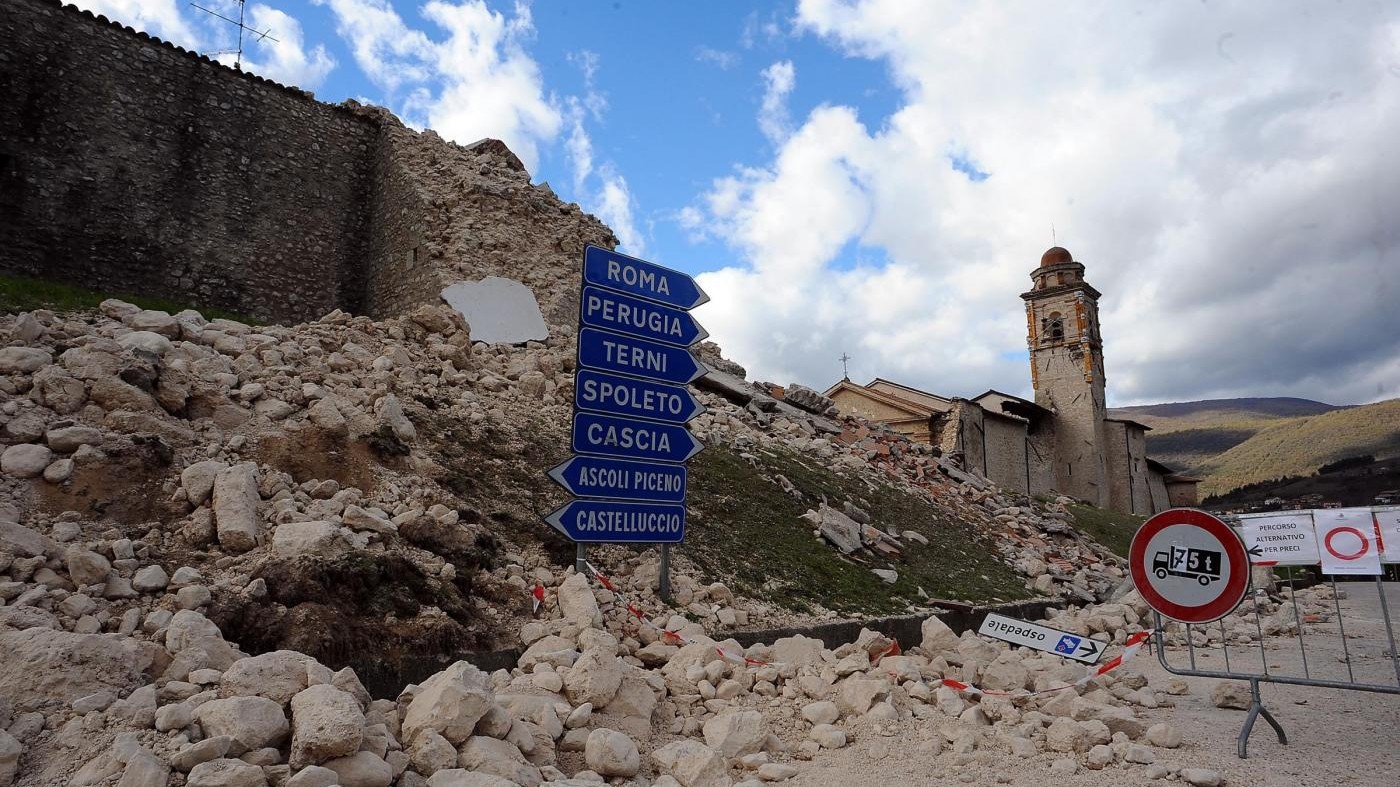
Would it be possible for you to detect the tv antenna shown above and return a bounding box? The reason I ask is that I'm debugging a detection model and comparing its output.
[189,1,277,71]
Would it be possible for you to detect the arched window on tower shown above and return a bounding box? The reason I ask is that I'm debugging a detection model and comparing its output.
[1046,312,1065,342]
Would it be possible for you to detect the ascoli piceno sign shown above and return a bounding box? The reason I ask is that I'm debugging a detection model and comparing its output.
[977,613,1104,665]
[545,245,709,545]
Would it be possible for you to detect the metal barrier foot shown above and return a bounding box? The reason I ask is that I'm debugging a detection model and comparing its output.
[1237,678,1288,758]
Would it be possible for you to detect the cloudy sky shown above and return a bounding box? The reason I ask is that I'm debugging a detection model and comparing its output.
[73,0,1400,407]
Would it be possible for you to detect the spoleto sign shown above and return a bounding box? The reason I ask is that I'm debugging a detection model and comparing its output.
[545,245,709,544]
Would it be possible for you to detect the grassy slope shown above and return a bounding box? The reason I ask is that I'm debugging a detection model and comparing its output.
[1067,504,1143,558]
[0,273,253,322]
[1195,399,1400,496]
[683,446,1033,615]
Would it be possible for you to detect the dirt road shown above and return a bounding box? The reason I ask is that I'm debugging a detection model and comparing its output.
[787,582,1400,787]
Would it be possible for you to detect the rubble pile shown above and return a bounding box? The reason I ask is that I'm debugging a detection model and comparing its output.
[0,524,1236,787]
[0,298,1200,785]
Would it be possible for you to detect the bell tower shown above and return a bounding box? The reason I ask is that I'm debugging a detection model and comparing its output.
[1021,246,1109,506]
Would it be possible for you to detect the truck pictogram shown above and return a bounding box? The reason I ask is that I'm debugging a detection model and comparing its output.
[1152,545,1222,586]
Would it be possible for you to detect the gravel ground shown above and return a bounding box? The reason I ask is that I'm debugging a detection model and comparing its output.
[785,582,1400,787]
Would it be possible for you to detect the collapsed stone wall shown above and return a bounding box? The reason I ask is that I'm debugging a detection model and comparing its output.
[0,0,618,326]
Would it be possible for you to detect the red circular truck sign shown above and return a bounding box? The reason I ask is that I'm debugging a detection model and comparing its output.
[1130,508,1249,624]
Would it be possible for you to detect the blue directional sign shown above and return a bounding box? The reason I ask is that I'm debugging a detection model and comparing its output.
[572,412,704,464]
[575,369,705,425]
[549,246,708,549]
[544,499,686,544]
[576,327,707,386]
[548,455,687,503]
[584,244,710,310]
[580,286,709,347]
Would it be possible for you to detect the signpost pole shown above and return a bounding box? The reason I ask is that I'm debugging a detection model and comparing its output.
[659,543,672,603]
[575,543,587,576]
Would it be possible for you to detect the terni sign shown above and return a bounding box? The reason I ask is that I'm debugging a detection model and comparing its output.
[577,327,706,386]
[977,613,1104,665]
[546,244,709,546]
[1130,508,1249,624]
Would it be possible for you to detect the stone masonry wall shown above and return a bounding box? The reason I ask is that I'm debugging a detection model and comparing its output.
[0,0,619,327]
[0,0,378,323]
[362,119,442,316]
[983,414,1030,495]
[1105,421,1153,515]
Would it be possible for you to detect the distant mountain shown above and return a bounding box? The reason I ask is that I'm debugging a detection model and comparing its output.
[1114,397,1346,424]
[1111,397,1400,497]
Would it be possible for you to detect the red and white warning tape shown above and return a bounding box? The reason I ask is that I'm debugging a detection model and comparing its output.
[939,630,1154,698]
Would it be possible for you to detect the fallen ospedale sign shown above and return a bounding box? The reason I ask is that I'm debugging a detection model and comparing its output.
[977,612,1104,665]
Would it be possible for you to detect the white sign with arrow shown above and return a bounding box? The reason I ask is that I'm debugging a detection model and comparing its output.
[1233,511,1320,566]
[977,613,1104,665]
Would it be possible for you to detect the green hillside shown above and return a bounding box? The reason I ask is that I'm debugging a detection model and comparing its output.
[1110,396,1400,497]
[1192,399,1400,495]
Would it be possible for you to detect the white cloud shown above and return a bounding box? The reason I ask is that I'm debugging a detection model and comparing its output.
[696,46,739,70]
[691,0,1400,406]
[564,98,594,193]
[313,0,432,90]
[222,5,336,89]
[74,1,333,88]
[316,0,560,171]
[595,165,645,256]
[757,60,796,144]
[69,0,201,49]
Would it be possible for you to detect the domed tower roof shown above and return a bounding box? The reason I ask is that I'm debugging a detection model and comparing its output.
[1040,246,1074,267]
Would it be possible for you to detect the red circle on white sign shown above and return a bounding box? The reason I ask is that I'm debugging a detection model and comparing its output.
[1130,508,1249,624]
[1323,527,1369,561]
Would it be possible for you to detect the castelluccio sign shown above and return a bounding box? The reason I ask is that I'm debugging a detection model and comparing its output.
[545,245,710,544]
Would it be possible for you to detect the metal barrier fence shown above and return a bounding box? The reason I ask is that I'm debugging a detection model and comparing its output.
[1149,505,1400,757]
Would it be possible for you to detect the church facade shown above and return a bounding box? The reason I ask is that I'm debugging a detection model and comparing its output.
[825,247,1198,515]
